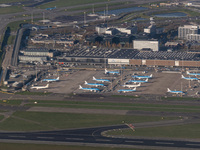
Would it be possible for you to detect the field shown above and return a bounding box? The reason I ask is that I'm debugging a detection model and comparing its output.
[0,6,24,14]
[0,111,173,131]
[26,100,200,113]
[38,0,115,8]
[107,123,200,139]
[0,0,26,3]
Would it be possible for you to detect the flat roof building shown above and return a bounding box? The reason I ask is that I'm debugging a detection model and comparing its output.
[133,40,159,51]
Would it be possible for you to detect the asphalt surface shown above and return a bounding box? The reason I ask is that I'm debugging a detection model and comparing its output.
[0,123,200,149]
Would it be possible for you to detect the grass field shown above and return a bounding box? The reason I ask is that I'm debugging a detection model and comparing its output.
[0,100,23,105]
[0,6,24,14]
[0,115,4,121]
[0,111,175,131]
[67,2,125,12]
[108,123,200,139]
[0,0,27,3]
[24,100,200,113]
[0,143,148,150]
[39,0,115,9]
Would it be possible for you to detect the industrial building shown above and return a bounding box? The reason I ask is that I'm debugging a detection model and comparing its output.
[133,40,159,51]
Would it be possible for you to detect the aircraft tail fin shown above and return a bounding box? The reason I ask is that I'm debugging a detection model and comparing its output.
[138,83,141,86]
[167,88,171,92]
[93,76,96,80]
[85,81,88,84]
[57,77,59,80]
[46,84,49,88]
[145,78,148,82]
[150,74,153,77]
[79,85,82,89]
[105,69,108,74]
[181,75,185,78]
[133,87,136,91]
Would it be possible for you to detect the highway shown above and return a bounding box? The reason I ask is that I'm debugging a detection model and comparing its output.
[0,123,200,149]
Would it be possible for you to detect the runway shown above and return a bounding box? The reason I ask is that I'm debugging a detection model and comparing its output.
[0,124,200,149]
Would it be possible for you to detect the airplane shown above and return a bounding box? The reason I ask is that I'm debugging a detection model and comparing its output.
[84,81,105,87]
[181,75,198,81]
[122,83,141,88]
[127,78,148,83]
[42,77,59,82]
[132,74,153,79]
[46,6,56,10]
[118,88,136,93]
[79,85,100,92]
[93,76,110,82]
[105,69,120,75]
[167,88,185,94]
[186,71,200,76]
[31,84,49,90]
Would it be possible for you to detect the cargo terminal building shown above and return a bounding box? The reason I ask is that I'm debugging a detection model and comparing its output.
[58,48,200,67]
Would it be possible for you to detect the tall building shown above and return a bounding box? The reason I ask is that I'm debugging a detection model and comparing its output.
[178,25,199,39]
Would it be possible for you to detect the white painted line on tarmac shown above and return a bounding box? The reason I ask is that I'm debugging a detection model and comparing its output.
[95,139,111,142]
[8,135,26,138]
[186,143,200,146]
[65,138,84,141]
[126,140,144,143]
[37,136,54,139]
[156,142,174,145]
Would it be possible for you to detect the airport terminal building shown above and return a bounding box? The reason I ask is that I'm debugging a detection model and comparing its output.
[58,48,200,67]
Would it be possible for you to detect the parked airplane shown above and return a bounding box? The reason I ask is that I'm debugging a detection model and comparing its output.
[105,69,120,75]
[181,75,198,81]
[31,84,49,90]
[79,85,100,92]
[186,71,200,76]
[42,77,59,82]
[122,83,141,88]
[132,74,153,79]
[85,81,105,87]
[46,6,56,10]
[93,76,110,82]
[128,78,148,83]
[167,88,184,94]
[118,88,136,93]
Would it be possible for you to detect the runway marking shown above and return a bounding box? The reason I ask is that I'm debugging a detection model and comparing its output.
[8,135,26,138]
[65,138,84,141]
[186,143,200,146]
[156,142,174,145]
[95,139,111,142]
[37,136,54,139]
[126,140,144,143]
